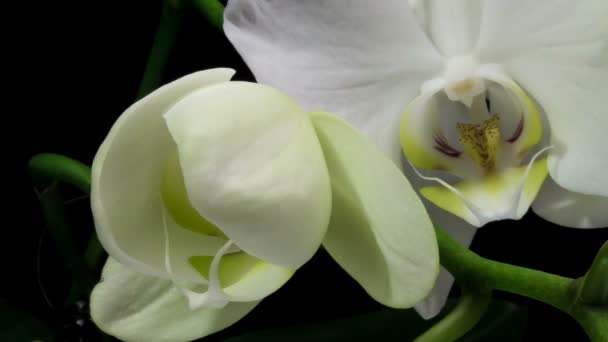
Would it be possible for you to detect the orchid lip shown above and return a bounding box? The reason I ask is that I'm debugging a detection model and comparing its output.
[410,145,552,226]
[161,199,232,310]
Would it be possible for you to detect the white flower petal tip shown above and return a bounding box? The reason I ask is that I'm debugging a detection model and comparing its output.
[532,177,608,229]
[414,269,456,320]
[311,112,439,308]
[163,81,332,269]
[415,149,551,227]
[90,258,260,342]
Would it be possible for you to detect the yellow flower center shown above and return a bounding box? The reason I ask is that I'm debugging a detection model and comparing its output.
[457,114,501,174]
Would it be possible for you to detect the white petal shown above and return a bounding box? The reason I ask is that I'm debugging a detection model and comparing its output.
[91,69,235,280]
[477,1,607,63]
[224,0,442,165]
[477,0,608,196]
[311,112,439,308]
[414,204,477,319]
[409,0,483,57]
[164,82,331,269]
[532,177,608,228]
[90,258,258,342]
[509,59,608,197]
[400,162,479,319]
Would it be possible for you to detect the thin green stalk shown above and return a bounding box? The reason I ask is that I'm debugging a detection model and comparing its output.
[574,307,608,342]
[28,153,91,193]
[44,0,183,299]
[34,182,94,303]
[435,227,574,311]
[414,289,491,342]
[29,154,97,302]
[191,0,225,31]
[84,235,105,271]
[578,241,608,305]
[573,240,608,342]
[136,0,182,99]
[436,227,606,341]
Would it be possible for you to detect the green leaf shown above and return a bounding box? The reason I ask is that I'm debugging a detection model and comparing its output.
[0,301,54,341]
[222,299,528,342]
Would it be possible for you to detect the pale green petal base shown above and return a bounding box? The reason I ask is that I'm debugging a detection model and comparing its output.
[190,252,294,302]
[91,258,258,342]
[311,112,439,308]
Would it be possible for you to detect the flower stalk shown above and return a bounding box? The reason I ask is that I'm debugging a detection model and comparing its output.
[28,154,99,302]
[414,288,491,342]
[136,0,182,99]
[435,227,607,341]
[191,0,225,31]
[577,241,608,305]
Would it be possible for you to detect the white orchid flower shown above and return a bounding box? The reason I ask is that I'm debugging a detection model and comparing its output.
[224,0,608,318]
[90,68,439,341]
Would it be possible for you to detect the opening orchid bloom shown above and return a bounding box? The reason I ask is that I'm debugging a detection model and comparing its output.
[224,0,608,318]
[90,68,439,341]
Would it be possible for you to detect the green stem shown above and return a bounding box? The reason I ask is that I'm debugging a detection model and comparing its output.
[436,227,608,341]
[29,154,97,302]
[40,0,183,301]
[191,0,225,31]
[573,240,608,342]
[578,240,608,305]
[28,153,91,193]
[435,227,574,311]
[574,307,608,342]
[414,289,491,342]
[84,235,106,271]
[34,182,94,303]
[136,0,182,99]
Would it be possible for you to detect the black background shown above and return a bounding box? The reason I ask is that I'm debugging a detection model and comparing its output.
[9,1,607,341]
